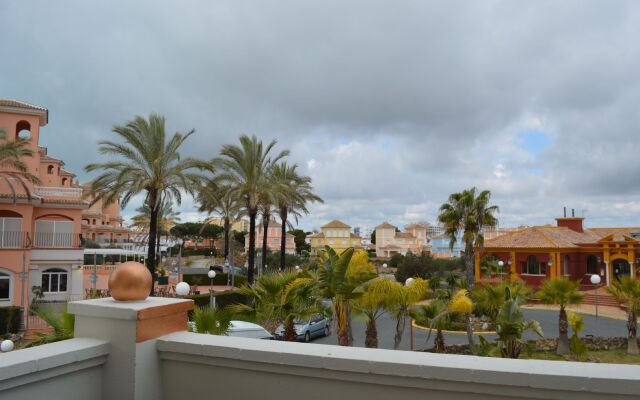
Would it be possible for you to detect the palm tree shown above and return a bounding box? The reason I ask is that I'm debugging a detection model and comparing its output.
[85,114,210,282]
[272,162,323,270]
[190,306,233,336]
[537,278,584,355]
[26,306,75,347]
[0,136,40,205]
[438,187,498,346]
[353,278,398,348]
[214,135,289,284]
[197,182,243,260]
[473,281,530,322]
[495,287,543,358]
[606,276,640,355]
[410,300,449,352]
[389,278,427,349]
[259,200,276,273]
[230,271,318,340]
[317,246,376,346]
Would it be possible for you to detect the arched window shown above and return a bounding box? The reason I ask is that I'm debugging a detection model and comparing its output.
[587,255,599,275]
[62,178,68,186]
[524,255,546,275]
[41,268,68,293]
[0,271,11,301]
[16,120,31,140]
[47,165,54,174]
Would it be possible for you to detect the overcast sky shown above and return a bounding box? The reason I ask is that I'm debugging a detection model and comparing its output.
[2,1,640,232]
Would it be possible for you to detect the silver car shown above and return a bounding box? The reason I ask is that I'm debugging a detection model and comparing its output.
[275,313,330,342]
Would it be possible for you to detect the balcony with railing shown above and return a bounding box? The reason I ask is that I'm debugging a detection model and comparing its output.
[34,186,84,199]
[0,230,28,248]
[33,232,83,248]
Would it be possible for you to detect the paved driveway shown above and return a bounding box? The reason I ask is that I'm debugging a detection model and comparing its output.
[312,309,627,351]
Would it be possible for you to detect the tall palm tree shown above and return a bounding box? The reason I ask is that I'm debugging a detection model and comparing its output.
[537,278,584,355]
[259,199,276,272]
[85,114,210,282]
[606,276,640,355]
[197,182,243,261]
[0,136,40,205]
[438,187,498,346]
[214,135,289,284]
[317,246,376,346]
[272,162,323,270]
[410,300,449,352]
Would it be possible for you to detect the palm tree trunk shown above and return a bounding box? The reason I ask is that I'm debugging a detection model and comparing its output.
[247,208,257,285]
[280,207,287,271]
[335,300,352,346]
[284,318,297,342]
[365,318,378,348]
[464,241,475,348]
[434,329,446,353]
[261,216,269,272]
[394,307,407,350]
[147,193,159,295]
[223,217,230,260]
[627,310,639,355]
[557,306,570,355]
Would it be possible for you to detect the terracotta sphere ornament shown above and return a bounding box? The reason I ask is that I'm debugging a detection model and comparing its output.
[108,261,152,301]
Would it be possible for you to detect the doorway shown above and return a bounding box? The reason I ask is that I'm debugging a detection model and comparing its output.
[612,259,631,281]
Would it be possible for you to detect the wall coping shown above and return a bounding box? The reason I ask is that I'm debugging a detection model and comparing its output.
[68,297,193,321]
[0,338,109,390]
[158,332,640,397]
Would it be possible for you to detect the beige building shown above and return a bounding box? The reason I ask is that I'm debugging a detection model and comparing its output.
[309,220,363,255]
[205,216,249,232]
[375,222,428,258]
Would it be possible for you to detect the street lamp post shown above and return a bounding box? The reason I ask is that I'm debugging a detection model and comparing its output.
[498,260,505,280]
[224,258,230,287]
[590,274,602,326]
[208,269,217,308]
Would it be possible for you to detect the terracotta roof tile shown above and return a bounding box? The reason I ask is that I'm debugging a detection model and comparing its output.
[484,225,640,249]
[322,220,351,228]
[0,99,48,125]
[375,222,396,229]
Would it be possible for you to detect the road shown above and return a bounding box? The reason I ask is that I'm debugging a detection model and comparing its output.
[312,309,627,351]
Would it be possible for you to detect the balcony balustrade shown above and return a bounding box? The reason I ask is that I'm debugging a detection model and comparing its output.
[33,232,82,248]
[34,186,83,198]
[0,230,28,248]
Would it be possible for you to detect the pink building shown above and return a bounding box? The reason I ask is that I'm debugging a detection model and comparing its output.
[81,191,132,248]
[0,99,88,312]
[245,220,296,255]
[375,222,429,258]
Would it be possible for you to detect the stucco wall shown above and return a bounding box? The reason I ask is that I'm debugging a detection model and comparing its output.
[158,332,640,400]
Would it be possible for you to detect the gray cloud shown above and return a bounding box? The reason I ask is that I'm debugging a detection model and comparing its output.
[2,0,640,230]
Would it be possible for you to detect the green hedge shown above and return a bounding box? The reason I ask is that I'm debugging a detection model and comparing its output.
[0,306,21,334]
[185,291,248,309]
[183,273,246,287]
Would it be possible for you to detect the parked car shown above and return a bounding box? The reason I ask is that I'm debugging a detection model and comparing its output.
[274,313,330,342]
[188,320,273,340]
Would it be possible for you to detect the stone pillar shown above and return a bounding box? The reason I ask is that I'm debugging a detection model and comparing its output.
[604,261,610,286]
[68,297,193,400]
[630,262,635,279]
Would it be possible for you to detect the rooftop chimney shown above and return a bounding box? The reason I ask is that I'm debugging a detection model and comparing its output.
[556,210,584,233]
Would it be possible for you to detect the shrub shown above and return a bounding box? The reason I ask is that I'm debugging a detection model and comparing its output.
[394,252,463,283]
[0,306,21,334]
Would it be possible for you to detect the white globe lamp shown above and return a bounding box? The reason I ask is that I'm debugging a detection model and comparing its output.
[382,263,388,269]
[208,270,216,279]
[176,282,190,296]
[590,274,601,285]
[405,277,415,286]
[1,339,14,352]
[498,260,504,267]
